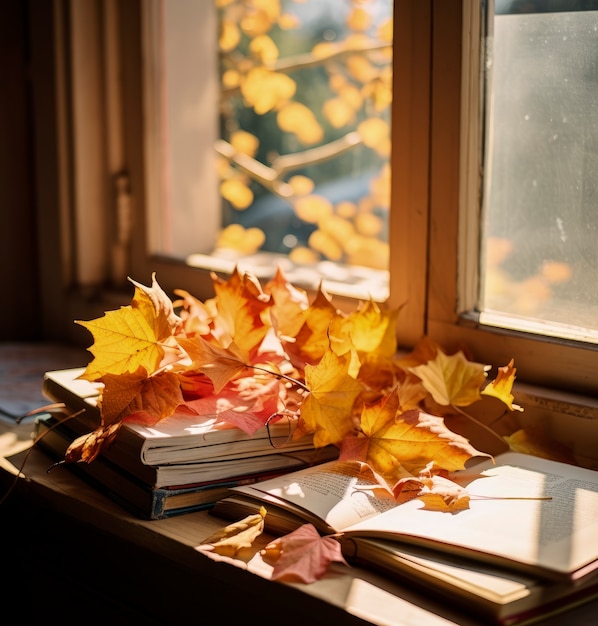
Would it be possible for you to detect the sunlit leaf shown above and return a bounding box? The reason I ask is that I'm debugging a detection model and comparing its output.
[410,349,489,407]
[300,348,362,447]
[482,358,523,412]
[262,523,348,583]
[198,506,266,558]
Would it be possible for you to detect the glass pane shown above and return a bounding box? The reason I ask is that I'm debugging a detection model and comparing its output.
[480,2,598,342]
[149,0,392,301]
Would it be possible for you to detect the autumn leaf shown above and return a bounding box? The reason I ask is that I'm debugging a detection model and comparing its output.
[77,275,180,382]
[211,267,272,359]
[340,388,491,487]
[410,349,489,407]
[394,473,471,512]
[261,523,348,583]
[100,368,185,427]
[482,358,523,412]
[185,376,282,436]
[264,267,309,339]
[347,299,399,359]
[63,422,121,465]
[299,348,362,447]
[285,285,348,366]
[177,335,249,394]
[198,506,266,559]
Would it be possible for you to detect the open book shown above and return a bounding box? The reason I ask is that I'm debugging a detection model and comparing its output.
[212,452,598,584]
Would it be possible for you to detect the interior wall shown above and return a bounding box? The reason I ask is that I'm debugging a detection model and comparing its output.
[0,1,41,340]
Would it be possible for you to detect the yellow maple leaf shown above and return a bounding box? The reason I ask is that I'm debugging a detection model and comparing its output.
[348,299,399,359]
[77,275,179,381]
[198,506,266,559]
[410,349,489,407]
[482,358,523,412]
[300,348,362,447]
[341,388,490,486]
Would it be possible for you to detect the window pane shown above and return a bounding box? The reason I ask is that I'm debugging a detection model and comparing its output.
[481,3,598,343]
[149,0,392,301]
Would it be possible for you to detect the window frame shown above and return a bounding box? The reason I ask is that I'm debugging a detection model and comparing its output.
[35,0,598,399]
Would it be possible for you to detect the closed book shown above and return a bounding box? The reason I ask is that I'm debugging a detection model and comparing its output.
[42,368,323,467]
[36,412,338,488]
[34,413,304,520]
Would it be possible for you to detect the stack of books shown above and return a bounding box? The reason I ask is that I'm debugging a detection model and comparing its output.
[37,368,338,519]
[211,451,598,625]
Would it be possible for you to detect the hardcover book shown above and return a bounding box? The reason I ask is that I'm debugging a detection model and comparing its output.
[35,413,333,519]
[42,368,326,468]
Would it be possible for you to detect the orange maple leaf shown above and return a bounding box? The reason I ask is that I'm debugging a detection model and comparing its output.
[211,267,272,358]
[264,266,309,339]
[285,285,348,366]
[409,348,489,407]
[299,347,362,447]
[100,368,185,427]
[177,335,249,394]
[482,358,523,412]
[262,523,348,583]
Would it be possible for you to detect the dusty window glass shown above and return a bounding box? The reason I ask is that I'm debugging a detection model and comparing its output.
[480,1,598,342]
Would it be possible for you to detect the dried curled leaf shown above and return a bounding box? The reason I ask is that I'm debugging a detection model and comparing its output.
[198,506,267,558]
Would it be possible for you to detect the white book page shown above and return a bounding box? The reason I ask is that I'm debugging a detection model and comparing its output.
[344,452,598,577]
[240,461,398,530]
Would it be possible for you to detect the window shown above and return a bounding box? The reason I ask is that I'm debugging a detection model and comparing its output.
[481,2,598,344]
[34,1,598,407]
[145,0,392,302]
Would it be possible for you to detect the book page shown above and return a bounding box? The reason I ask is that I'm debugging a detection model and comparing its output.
[343,452,598,579]
[238,461,398,531]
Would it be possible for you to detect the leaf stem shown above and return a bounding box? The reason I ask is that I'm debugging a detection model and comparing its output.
[451,405,508,451]
[250,363,309,392]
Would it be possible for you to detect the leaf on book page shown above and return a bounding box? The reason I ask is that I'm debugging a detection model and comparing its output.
[261,523,348,584]
[340,388,491,489]
[198,506,267,559]
[395,473,471,512]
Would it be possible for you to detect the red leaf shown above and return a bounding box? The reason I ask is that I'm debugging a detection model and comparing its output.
[262,524,348,583]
